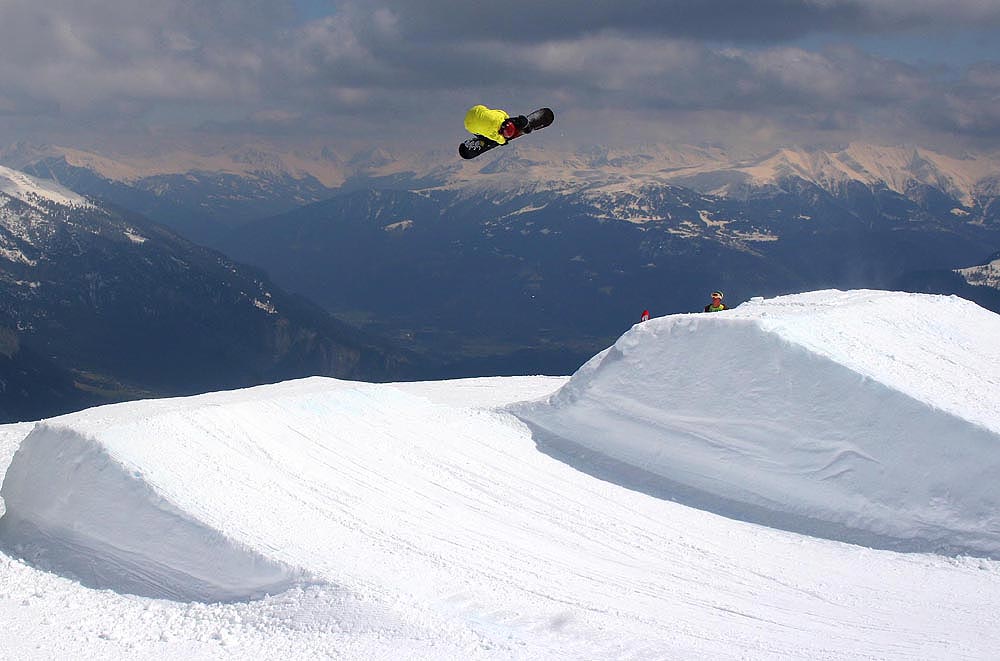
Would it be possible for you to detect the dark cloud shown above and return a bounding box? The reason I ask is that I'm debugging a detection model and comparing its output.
[1,0,1000,153]
[0,1,281,114]
[359,0,1000,44]
[933,64,1000,138]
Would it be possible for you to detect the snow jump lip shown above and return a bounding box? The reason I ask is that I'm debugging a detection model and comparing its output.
[0,424,304,602]
[513,291,1000,558]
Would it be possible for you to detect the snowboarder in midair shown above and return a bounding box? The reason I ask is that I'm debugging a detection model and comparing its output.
[459,106,554,159]
[464,105,531,146]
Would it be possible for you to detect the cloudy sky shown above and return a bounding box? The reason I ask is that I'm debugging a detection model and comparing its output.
[2,0,1000,156]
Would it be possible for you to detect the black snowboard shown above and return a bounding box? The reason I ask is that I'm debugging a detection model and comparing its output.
[459,107,554,159]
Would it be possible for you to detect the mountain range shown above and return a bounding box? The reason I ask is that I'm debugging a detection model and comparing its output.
[214,142,1000,370]
[0,165,414,422]
[3,141,1000,410]
[6,140,1000,214]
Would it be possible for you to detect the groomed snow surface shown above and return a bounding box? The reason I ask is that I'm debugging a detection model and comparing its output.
[2,290,999,659]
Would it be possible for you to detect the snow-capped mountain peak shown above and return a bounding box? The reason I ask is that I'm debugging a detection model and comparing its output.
[645,143,999,204]
[5,140,1000,210]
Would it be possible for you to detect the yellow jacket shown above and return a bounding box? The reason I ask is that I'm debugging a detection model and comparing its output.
[464,105,510,144]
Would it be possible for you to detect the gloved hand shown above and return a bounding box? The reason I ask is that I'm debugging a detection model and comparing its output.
[500,119,518,139]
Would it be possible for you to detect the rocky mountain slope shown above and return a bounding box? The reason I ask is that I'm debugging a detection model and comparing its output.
[0,165,413,422]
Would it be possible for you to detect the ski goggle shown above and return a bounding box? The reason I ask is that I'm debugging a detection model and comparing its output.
[711,292,723,299]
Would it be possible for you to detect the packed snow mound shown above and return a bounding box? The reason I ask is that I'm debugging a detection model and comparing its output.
[515,290,1000,556]
[0,402,314,602]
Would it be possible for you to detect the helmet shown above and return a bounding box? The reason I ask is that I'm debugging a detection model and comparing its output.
[711,291,723,299]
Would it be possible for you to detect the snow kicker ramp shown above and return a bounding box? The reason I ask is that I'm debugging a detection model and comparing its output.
[516,290,1000,556]
[0,414,306,602]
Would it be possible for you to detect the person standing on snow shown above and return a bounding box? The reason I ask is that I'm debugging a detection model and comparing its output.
[464,105,531,145]
[639,309,650,322]
[704,291,726,312]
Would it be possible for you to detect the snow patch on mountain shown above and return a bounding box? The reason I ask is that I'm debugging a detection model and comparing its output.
[0,164,90,208]
[956,257,1000,289]
[123,229,147,244]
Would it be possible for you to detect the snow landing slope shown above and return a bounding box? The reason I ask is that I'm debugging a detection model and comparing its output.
[0,291,999,659]
[517,289,1000,556]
